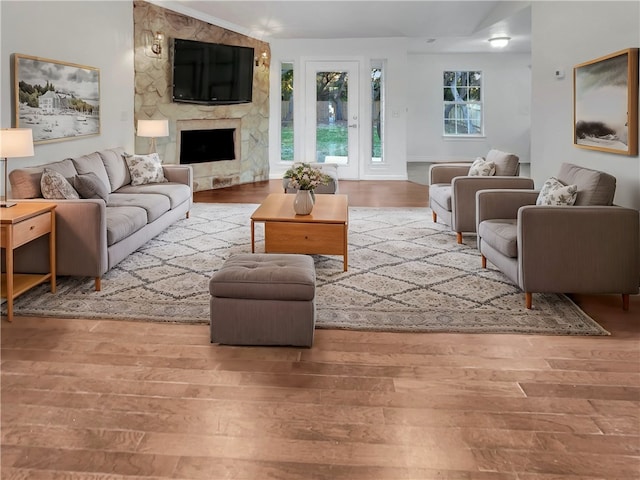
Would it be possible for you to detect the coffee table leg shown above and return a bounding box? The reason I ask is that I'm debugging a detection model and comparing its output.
[343,224,348,271]
[251,220,255,253]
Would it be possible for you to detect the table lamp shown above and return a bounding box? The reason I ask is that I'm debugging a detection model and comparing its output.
[137,119,169,154]
[0,128,34,208]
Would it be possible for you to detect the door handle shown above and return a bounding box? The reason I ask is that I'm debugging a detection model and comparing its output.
[348,124,358,128]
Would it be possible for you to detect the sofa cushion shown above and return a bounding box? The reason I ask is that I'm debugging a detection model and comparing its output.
[9,158,77,199]
[40,169,80,199]
[107,193,170,223]
[71,152,112,195]
[429,184,452,211]
[557,162,616,206]
[99,147,130,191]
[125,153,167,186]
[72,172,110,202]
[106,206,147,246]
[468,157,496,176]
[115,183,191,209]
[478,219,518,258]
[536,177,577,206]
[486,149,519,176]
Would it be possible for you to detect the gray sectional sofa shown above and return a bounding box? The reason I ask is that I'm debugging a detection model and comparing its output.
[9,147,192,290]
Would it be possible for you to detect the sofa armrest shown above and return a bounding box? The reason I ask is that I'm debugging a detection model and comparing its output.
[163,164,193,188]
[518,205,640,294]
[476,189,540,226]
[451,176,534,233]
[12,199,108,279]
[429,163,472,184]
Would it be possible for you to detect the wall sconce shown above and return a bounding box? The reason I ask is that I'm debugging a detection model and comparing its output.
[137,119,169,154]
[151,31,164,55]
[488,36,511,48]
[255,51,269,68]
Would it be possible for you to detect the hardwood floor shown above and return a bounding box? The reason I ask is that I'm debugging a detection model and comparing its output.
[2,180,639,479]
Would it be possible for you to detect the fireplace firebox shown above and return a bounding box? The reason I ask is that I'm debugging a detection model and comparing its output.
[180,128,235,164]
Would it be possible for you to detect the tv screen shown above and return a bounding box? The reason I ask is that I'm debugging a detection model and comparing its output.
[172,38,254,105]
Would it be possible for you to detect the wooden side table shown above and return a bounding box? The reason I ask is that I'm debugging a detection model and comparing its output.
[1,202,57,321]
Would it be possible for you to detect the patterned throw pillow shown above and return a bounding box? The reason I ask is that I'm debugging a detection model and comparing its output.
[72,172,109,201]
[468,157,496,176]
[40,168,80,199]
[536,177,578,206]
[125,153,167,186]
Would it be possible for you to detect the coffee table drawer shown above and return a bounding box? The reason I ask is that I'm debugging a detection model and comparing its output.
[265,222,345,255]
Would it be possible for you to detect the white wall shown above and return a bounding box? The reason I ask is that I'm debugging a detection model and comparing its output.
[1,1,134,176]
[269,37,409,180]
[531,1,640,209]
[407,53,531,165]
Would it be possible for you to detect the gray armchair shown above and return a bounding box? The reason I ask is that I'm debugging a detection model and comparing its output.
[429,149,534,244]
[476,163,640,310]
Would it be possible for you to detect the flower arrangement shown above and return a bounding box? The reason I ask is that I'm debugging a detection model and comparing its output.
[283,163,331,191]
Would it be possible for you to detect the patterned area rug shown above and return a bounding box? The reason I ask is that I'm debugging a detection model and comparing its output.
[6,203,609,335]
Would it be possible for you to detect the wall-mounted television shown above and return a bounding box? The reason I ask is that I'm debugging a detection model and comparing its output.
[171,38,254,105]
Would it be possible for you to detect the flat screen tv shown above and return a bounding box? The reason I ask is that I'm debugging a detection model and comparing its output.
[172,38,254,105]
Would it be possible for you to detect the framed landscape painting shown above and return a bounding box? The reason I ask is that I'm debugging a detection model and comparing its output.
[13,53,100,144]
[573,48,638,156]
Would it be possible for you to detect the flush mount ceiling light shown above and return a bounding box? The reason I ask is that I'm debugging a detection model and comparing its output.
[489,36,511,48]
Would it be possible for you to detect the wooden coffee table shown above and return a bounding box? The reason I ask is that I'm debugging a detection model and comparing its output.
[251,193,349,271]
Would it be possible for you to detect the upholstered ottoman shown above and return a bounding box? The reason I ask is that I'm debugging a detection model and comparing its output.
[209,254,316,347]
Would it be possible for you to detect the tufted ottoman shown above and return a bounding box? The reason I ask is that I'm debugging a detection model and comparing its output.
[209,253,316,347]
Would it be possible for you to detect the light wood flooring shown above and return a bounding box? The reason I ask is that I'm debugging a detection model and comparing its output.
[2,180,639,479]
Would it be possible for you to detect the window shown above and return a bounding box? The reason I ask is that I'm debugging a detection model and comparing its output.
[371,63,383,162]
[281,62,294,161]
[443,71,483,136]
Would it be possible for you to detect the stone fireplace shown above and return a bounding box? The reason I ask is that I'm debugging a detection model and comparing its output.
[133,1,270,193]
[175,119,243,189]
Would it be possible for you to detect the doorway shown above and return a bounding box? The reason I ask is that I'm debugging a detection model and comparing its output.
[304,61,360,179]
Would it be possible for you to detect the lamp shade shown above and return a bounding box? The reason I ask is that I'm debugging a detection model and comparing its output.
[137,119,169,138]
[0,128,34,158]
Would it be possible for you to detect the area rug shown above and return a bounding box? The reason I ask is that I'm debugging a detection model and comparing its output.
[4,203,609,335]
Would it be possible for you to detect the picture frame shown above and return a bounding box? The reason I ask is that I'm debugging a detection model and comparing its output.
[573,48,639,156]
[13,53,100,144]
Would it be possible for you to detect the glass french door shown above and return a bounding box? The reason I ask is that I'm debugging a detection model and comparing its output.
[304,61,360,179]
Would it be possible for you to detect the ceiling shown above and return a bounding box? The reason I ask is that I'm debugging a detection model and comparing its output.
[155,0,532,53]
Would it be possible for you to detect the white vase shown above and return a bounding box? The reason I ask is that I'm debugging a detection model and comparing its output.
[293,189,314,215]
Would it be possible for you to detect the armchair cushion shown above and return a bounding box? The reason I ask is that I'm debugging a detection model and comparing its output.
[477,219,518,258]
[468,157,496,176]
[536,177,578,206]
[486,149,520,176]
[557,162,616,205]
[429,184,452,210]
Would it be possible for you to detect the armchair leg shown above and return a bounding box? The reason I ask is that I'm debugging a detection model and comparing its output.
[95,277,101,292]
[525,292,532,310]
[622,294,630,311]
[432,211,437,222]
[456,232,463,244]
[481,255,486,269]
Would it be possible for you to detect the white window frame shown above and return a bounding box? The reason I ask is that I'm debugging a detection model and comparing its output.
[443,70,484,137]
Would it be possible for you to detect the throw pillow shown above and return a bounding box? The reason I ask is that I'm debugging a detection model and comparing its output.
[468,157,496,176]
[40,168,80,200]
[72,172,109,201]
[125,153,167,186]
[536,177,578,206]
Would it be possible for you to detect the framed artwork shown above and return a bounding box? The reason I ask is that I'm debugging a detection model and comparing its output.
[573,48,639,156]
[13,53,100,144]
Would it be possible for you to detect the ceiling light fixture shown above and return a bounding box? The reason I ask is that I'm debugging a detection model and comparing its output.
[489,36,511,48]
